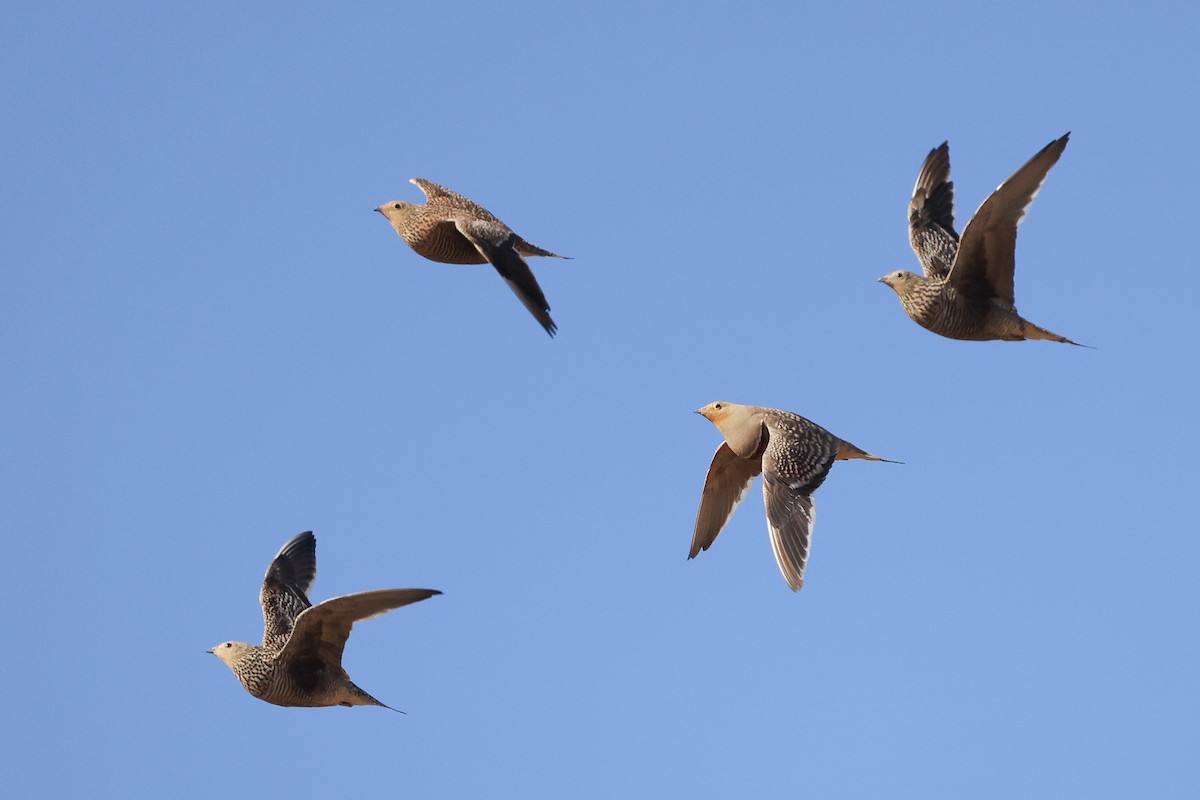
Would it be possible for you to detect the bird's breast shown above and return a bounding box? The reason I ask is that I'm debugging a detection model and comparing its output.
[406,221,488,265]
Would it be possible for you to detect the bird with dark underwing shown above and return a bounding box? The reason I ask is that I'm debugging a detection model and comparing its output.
[376,179,567,337]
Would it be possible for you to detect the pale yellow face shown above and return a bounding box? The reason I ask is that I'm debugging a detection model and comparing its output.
[207,640,255,668]
[374,201,417,223]
[695,401,734,422]
[879,270,917,290]
[695,401,762,457]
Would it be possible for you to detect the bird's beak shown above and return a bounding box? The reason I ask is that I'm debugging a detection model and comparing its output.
[205,648,215,655]
[374,207,385,215]
[693,408,704,415]
[877,277,886,284]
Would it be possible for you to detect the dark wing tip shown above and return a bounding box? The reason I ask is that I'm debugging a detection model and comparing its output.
[1031,133,1071,167]
[273,530,316,565]
[266,531,318,595]
[1048,132,1070,150]
[277,530,315,555]
[386,588,442,608]
[915,147,951,188]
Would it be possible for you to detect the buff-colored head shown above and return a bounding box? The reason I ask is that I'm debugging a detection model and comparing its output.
[375,200,420,225]
[878,270,921,295]
[207,640,257,669]
[695,401,764,457]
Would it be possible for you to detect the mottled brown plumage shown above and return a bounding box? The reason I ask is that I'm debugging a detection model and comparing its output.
[376,179,567,336]
[691,402,897,591]
[208,531,440,710]
[880,134,1086,345]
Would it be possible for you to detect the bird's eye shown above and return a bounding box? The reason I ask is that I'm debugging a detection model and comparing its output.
[393,203,402,209]
[224,643,232,648]
[713,403,722,410]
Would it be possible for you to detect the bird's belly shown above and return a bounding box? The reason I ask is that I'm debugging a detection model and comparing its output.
[409,224,487,265]
[256,681,342,707]
[912,290,1019,341]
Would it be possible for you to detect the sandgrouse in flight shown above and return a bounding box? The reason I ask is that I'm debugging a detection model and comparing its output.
[207,531,440,710]
[879,134,1084,345]
[376,179,567,337]
[691,402,897,591]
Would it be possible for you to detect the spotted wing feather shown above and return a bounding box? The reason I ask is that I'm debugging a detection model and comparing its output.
[260,531,317,650]
[908,141,960,279]
[760,416,840,591]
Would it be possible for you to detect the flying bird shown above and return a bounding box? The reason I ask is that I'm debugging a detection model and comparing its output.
[207,531,440,710]
[879,134,1086,345]
[691,402,897,591]
[376,179,567,336]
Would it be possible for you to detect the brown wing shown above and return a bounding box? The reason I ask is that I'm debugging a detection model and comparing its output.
[690,442,764,558]
[260,532,317,650]
[908,141,960,279]
[760,415,840,591]
[948,134,1070,306]
[455,219,558,337]
[761,476,818,591]
[410,178,504,224]
[278,589,441,670]
[410,177,466,204]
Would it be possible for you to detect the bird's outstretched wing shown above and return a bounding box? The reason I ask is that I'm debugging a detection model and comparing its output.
[909,141,959,279]
[760,415,840,591]
[279,588,442,669]
[260,531,317,650]
[410,177,469,205]
[948,134,1070,306]
[691,441,764,558]
[455,219,558,337]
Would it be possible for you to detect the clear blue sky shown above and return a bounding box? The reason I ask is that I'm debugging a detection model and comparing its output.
[3,2,1198,797]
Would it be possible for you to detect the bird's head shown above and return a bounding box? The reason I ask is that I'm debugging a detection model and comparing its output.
[695,401,733,423]
[206,641,256,668]
[695,402,763,457]
[375,200,418,223]
[878,270,920,295]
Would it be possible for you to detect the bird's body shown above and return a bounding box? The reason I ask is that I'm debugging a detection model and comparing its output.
[885,275,1061,342]
[211,639,389,708]
[691,402,896,591]
[208,531,440,709]
[376,179,566,336]
[880,134,1084,346]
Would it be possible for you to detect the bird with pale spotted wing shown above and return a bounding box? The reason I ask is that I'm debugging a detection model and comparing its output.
[691,402,897,591]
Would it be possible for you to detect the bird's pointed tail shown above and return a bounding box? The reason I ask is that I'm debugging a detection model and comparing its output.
[515,237,570,260]
[347,682,405,713]
[1022,319,1092,348]
[837,440,903,464]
